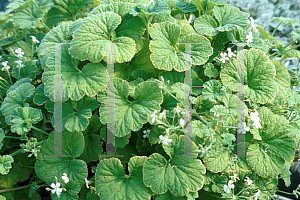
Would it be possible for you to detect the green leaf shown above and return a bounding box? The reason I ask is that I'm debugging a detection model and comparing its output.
[80,133,103,163]
[271,16,297,27]
[202,80,225,101]
[0,167,19,189]
[88,2,146,53]
[29,182,41,197]
[35,130,88,191]
[194,5,249,36]
[54,96,98,132]
[246,107,296,177]
[69,11,136,63]
[149,22,213,72]
[12,61,37,81]
[11,107,43,135]
[287,120,300,143]
[171,83,190,99]
[99,78,163,137]
[95,157,152,200]
[269,60,290,104]
[204,63,218,78]
[0,155,14,175]
[43,45,107,101]
[143,153,206,196]
[0,129,4,150]
[155,191,185,200]
[0,82,35,125]
[291,29,300,41]
[220,49,278,104]
[38,21,74,66]
[280,161,292,187]
[12,0,53,29]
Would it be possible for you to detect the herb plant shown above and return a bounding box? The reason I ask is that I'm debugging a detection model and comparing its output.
[0,0,300,200]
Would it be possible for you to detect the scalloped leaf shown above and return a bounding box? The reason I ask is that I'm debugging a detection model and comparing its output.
[69,11,136,63]
[95,157,152,200]
[143,153,206,196]
[149,22,213,72]
[0,155,14,175]
[99,78,163,137]
[35,130,87,198]
[43,45,107,101]
[11,107,43,135]
[220,49,279,104]
[246,107,296,177]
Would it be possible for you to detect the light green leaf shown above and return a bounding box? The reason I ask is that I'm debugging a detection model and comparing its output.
[35,130,88,192]
[155,191,185,200]
[11,107,43,135]
[143,153,206,196]
[38,21,74,66]
[88,2,146,53]
[194,5,249,36]
[43,45,107,101]
[220,49,278,104]
[204,63,218,78]
[0,82,35,125]
[250,127,262,141]
[149,22,213,72]
[0,155,14,175]
[291,29,300,41]
[95,157,152,200]
[280,161,292,187]
[202,80,225,101]
[246,107,296,177]
[12,0,53,29]
[271,16,297,27]
[69,11,136,63]
[12,61,37,81]
[287,120,300,143]
[54,96,98,132]
[99,78,163,137]
[269,60,290,104]
[171,82,190,99]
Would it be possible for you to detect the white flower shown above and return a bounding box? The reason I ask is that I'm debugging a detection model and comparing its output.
[30,36,40,43]
[214,112,220,117]
[228,180,235,189]
[84,178,89,189]
[227,48,236,58]
[143,129,151,138]
[159,110,167,119]
[237,122,250,134]
[33,59,38,64]
[158,135,172,145]
[219,52,229,63]
[248,17,258,33]
[1,61,10,71]
[49,182,63,196]
[252,121,262,129]
[253,189,261,200]
[246,32,253,44]
[15,48,24,58]
[224,184,230,193]
[179,118,185,127]
[244,176,253,186]
[250,110,260,122]
[229,174,240,182]
[150,110,158,124]
[61,173,69,184]
[173,106,181,114]
[15,60,25,68]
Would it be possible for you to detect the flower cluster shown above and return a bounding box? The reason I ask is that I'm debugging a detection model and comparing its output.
[15,48,24,58]
[248,17,258,33]
[20,137,41,158]
[219,48,236,63]
[250,110,262,129]
[158,135,172,145]
[30,36,40,43]
[15,60,25,68]
[246,32,253,44]
[1,61,10,71]
[143,129,151,138]
[237,122,250,134]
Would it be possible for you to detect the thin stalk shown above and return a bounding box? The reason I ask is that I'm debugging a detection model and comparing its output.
[0,180,44,193]
[31,126,50,136]
[276,190,294,195]
[5,136,20,139]
[271,23,282,37]
[270,40,296,58]
[9,148,24,157]
[7,70,12,85]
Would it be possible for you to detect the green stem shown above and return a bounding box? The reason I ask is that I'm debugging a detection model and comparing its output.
[41,19,50,31]
[9,148,24,157]
[31,126,50,136]
[5,136,20,139]
[270,40,296,58]
[7,70,13,85]
[276,190,294,195]
[14,164,35,169]
[0,180,44,194]
[271,23,282,37]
